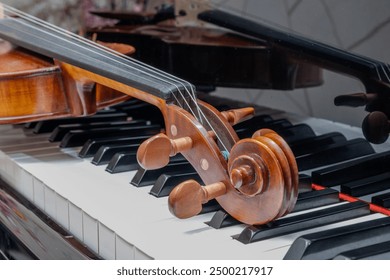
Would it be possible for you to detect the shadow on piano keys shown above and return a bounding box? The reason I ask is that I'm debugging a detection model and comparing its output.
[1,94,390,260]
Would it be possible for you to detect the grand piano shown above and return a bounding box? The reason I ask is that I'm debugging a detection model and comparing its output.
[1,95,390,260]
[1,1,390,260]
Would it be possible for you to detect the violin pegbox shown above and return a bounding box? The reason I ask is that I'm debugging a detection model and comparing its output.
[137,105,254,170]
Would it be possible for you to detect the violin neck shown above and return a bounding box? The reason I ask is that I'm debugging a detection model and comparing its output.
[0,18,193,105]
[199,10,390,92]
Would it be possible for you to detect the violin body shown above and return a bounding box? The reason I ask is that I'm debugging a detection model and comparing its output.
[0,40,133,124]
[89,23,323,90]
[0,41,68,123]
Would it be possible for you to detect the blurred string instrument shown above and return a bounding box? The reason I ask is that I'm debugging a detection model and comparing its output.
[0,38,135,123]
[89,0,390,145]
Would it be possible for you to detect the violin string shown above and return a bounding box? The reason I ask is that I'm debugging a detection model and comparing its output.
[1,5,202,120]
[1,4,230,153]
[2,4,211,127]
[385,64,390,82]
[2,5,192,96]
[380,63,390,83]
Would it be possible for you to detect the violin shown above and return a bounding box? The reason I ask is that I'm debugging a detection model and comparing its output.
[0,38,134,124]
[0,3,299,225]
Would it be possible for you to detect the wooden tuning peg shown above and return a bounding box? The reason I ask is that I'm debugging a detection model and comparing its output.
[137,133,193,170]
[168,180,227,219]
[221,107,255,125]
[334,92,378,107]
[362,111,390,144]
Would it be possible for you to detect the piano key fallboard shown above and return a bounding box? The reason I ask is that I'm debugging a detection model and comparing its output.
[0,95,390,260]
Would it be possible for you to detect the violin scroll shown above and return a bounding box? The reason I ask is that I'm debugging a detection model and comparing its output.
[140,114,299,225]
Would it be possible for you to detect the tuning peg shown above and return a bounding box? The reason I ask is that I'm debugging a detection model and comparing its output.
[334,92,378,107]
[168,180,227,219]
[137,133,193,170]
[362,111,390,144]
[221,107,255,125]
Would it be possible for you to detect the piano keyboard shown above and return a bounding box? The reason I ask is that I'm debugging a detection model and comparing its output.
[1,95,390,260]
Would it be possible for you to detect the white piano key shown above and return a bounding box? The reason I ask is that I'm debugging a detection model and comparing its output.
[14,167,34,202]
[0,151,6,175]
[55,193,69,230]
[44,186,56,219]
[33,178,45,211]
[69,203,83,242]
[82,212,99,255]
[135,247,153,260]
[3,154,16,187]
[116,235,136,260]
[98,222,116,260]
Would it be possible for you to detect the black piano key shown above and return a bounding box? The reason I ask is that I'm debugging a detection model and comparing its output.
[292,188,340,213]
[284,216,390,260]
[106,152,138,173]
[341,172,390,197]
[32,112,128,133]
[49,120,147,142]
[59,124,161,147]
[206,178,334,229]
[106,152,185,174]
[371,192,390,208]
[233,114,274,130]
[149,172,202,197]
[92,144,138,165]
[312,151,390,187]
[112,100,163,122]
[276,124,316,143]
[131,161,195,187]
[24,122,37,129]
[235,118,292,138]
[78,135,150,158]
[199,199,222,215]
[296,138,375,171]
[333,241,390,260]
[261,119,293,130]
[289,132,347,156]
[298,174,313,193]
[234,201,370,244]
[206,210,240,229]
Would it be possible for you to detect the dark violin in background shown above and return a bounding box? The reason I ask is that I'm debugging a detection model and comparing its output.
[88,0,390,145]
[86,0,323,92]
